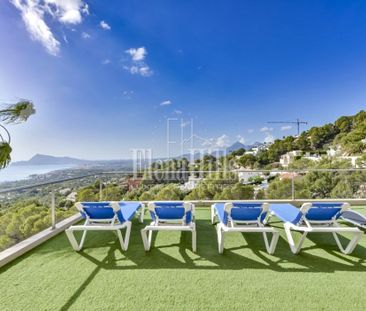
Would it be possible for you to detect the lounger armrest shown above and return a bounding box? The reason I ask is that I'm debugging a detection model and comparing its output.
[261,202,269,214]
[75,202,84,212]
[340,202,350,213]
[109,201,121,212]
[300,203,313,215]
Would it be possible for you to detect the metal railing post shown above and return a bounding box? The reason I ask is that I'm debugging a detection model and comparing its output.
[99,178,103,201]
[51,190,56,230]
[291,171,295,201]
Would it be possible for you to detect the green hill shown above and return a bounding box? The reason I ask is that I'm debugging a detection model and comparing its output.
[256,110,366,164]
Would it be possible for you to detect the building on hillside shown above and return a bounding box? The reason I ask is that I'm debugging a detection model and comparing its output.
[340,156,360,167]
[326,146,361,167]
[279,150,302,167]
[122,178,143,191]
[232,168,263,183]
[327,146,342,157]
[280,150,322,167]
[244,149,258,156]
[279,172,299,181]
[59,188,71,196]
[180,175,203,191]
[303,152,321,162]
[66,191,77,202]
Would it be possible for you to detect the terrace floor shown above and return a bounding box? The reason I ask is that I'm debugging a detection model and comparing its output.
[1,208,366,310]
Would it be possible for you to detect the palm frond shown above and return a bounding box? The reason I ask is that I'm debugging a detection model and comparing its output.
[0,100,36,124]
[0,142,12,169]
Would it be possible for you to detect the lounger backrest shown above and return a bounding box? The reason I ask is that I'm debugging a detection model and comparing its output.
[300,202,349,222]
[148,202,193,224]
[224,202,269,224]
[75,202,125,222]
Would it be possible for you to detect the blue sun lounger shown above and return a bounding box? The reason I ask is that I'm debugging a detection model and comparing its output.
[141,202,196,252]
[341,209,366,229]
[66,201,144,251]
[268,203,362,254]
[211,202,279,254]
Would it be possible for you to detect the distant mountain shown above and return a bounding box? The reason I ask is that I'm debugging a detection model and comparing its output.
[226,141,246,153]
[13,154,94,166]
[12,154,140,170]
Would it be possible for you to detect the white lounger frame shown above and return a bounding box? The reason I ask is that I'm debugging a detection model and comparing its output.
[66,202,145,251]
[270,203,362,255]
[141,202,196,252]
[211,203,279,254]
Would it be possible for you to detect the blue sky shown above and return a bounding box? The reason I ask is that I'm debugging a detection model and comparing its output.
[1,0,366,160]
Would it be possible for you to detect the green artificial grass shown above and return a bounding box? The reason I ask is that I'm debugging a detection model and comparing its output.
[1,207,366,311]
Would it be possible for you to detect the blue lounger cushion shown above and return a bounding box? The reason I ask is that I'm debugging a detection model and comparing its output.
[306,203,343,220]
[150,202,192,224]
[342,210,366,226]
[269,203,345,225]
[269,204,303,225]
[80,202,141,222]
[213,203,266,225]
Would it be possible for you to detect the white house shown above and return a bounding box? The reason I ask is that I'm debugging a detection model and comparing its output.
[279,150,302,167]
[327,146,342,157]
[180,175,203,191]
[232,168,262,183]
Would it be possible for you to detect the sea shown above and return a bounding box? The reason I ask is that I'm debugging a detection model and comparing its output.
[0,164,76,182]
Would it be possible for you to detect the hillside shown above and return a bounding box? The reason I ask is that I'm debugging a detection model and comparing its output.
[296,110,366,153]
[222,110,366,169]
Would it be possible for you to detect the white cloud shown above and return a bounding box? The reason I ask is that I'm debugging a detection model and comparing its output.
[174,110,182,115]
[62,34,68,43]
[11,0,88,56]
[81,31,90,39]
[215,134,230,148]
[138,65,153,77]
[46,0,88,24]
[81,3,89,15]
[124,46,153,77]
[236,135,246,144]
[281,125,292,131]
[101,58,111,65]
[125,47,146,61]
[160,100,172,106]
[198,134,231,148]
[264,133,275,144]
[248,129,254,133]
[100,20,111,30]
[260,126,273,132]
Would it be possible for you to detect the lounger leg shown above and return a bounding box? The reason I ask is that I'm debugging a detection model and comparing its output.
[217,224,224,254]
[284,223,308,254]
[211,205,216,224]
[139,204,145,223]
[262,231,279,255]
[79,230,88,249]
[65,228,86,251]
[113,221,131,251]
[141,228,152,251]
[191,224,197,252]
[123,221,132,250]
[332,231,362,255]
[116,230,126,251]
